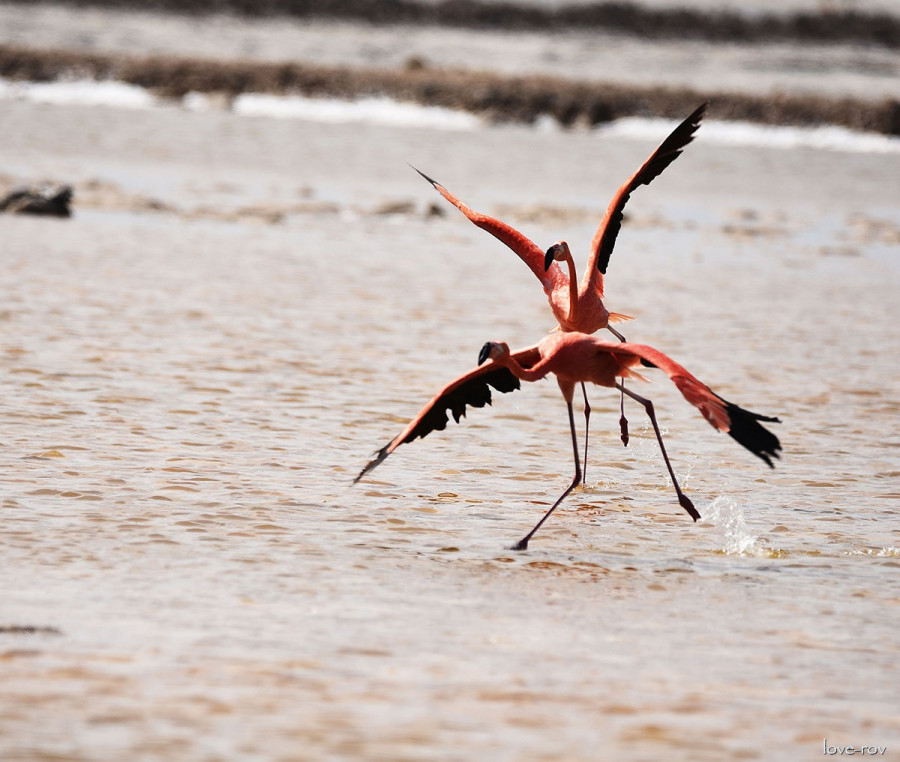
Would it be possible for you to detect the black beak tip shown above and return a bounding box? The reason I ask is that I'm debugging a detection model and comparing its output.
[543,246,556,271]
[477,342,492,365]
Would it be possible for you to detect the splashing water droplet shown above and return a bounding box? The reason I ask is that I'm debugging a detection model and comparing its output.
[703,496,758,555]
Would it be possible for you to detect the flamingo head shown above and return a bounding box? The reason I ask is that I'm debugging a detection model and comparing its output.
[477,341,510,366]
[543,241,570,271]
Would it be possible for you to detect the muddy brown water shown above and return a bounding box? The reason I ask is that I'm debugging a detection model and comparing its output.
[1,97,898,760]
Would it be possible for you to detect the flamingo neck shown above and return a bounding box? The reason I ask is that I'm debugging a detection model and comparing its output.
[497,352,548,384]
[563,253,580,325]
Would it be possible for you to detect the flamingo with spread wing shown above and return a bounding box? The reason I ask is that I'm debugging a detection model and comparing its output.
[356,331,780,550]
[414,101,708,479]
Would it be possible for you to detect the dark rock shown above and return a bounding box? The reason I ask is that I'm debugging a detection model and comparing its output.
[0,183,73,217]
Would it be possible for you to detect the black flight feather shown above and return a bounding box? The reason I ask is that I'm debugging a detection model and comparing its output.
[720,397,782,468]
[402,368,520,445]
[354,367,521,483]
[596,101,707,274]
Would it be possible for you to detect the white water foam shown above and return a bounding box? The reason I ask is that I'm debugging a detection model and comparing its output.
[0,77,480,131]
[598,115,900,154]
[843,547,900,558]
[0,77,156,109]
[2,76,898,150]
[702,495,759,555]
[232,93,482,131]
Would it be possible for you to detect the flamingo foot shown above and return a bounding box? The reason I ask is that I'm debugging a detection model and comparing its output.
[619,415,629,447]
[511,538,530,551]
[680,494,701,522]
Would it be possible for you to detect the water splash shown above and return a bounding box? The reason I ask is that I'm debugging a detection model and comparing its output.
[702,496,759,555]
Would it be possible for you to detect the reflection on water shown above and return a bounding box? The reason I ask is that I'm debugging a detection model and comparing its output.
[2,106,899,761]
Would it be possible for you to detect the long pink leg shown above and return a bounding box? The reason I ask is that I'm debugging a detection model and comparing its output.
[607,325,629,446]
[615,383,699,521]
[513,400,581,551]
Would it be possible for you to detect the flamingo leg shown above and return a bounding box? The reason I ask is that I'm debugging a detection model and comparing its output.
[615,383,700,521]
[580,382,591,485]
[607,325,629,446]
[513,400,581,551]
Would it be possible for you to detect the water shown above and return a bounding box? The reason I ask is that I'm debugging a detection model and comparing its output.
[5,76,900,153]
[1,94,898,760]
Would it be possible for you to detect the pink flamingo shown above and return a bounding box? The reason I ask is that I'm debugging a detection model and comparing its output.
[356,331,780,550]
[414,102,708,478]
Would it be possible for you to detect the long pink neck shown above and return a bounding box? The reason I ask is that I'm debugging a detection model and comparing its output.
[563,253,580,324]
[497,352,551,383]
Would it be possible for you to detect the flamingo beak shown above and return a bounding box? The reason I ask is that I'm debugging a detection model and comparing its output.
[543,246,556,271]
[477,342,493,365]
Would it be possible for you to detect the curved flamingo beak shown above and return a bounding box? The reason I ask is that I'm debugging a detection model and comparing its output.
[477,342,493,365]
[543,246,557,271]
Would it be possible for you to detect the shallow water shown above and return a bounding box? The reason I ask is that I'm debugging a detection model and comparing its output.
[1,97,899,760]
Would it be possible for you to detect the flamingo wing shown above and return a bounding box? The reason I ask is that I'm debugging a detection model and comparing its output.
[355,346,542,482]
[611,341,782,467]
[413,166,565,291]
[586,102,707,278]
[714,399,782,468]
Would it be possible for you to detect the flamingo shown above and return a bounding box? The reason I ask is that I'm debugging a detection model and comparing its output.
[355,331,780,550]
[413,101,708,479]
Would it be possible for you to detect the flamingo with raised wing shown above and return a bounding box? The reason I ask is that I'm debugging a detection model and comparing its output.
[414,101,708,478]
[355,330,780,550]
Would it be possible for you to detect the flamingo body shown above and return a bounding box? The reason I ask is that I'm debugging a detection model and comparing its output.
[356,332,781,548]
[415,102,708,336]
[413,103,708,471]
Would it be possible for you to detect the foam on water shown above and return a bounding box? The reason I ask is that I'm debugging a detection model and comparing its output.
[2,75,898,150]
[598,115,900,154]
[230,93,482,131]
[0,77,156,109]
[843,547,900,558]
[0,77,480,131]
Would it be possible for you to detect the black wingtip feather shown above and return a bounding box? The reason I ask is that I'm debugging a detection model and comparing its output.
[724,401,782,468]
[354,443,391,483]
[355,367,522,482]
[410,164,440,188]
[636,100,708,189]
[595,102,707,275]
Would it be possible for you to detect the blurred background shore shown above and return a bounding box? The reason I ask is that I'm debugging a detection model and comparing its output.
[0,0,898,132]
